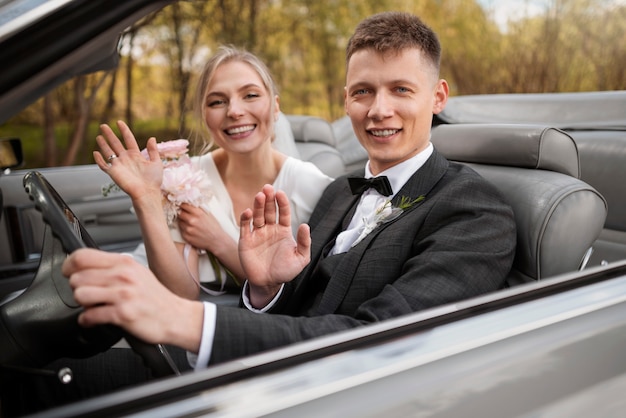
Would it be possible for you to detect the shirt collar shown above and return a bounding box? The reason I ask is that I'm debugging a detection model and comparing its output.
[364,142,433,198]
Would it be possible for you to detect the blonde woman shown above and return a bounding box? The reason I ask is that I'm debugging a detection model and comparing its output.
[95,46,332,300]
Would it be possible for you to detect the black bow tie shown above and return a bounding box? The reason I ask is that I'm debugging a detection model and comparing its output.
[347,176,393,196]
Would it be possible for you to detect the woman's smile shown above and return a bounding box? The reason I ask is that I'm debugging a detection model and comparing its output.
[225,124,256,139]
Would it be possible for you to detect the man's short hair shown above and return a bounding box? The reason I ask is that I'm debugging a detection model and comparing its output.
[346,11,441,72]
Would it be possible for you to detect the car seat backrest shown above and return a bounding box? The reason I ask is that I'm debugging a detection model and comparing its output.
[432,123,608,286]
[286,115,346,178]
[570,131,626,267]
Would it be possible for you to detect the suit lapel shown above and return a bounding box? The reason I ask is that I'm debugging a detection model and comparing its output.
[306,181,361,272]
[390,149,449,209]
[316,150,450,314]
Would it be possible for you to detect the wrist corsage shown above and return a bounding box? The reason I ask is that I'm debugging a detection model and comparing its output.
[102,139,213,226]
[147,139,213,226]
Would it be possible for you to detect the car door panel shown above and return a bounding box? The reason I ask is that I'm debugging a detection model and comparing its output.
[0,165,142,286]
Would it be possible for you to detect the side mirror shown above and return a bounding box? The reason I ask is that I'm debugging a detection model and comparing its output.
[0,138,24,170]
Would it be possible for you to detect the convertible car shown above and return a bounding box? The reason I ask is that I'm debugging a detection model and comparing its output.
[1,0,626,417]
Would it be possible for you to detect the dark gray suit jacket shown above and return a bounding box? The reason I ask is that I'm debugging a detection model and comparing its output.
[210,149,516,364]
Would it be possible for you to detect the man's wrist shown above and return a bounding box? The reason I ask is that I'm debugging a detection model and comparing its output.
[242,281,284,312]
[248,283,282,309]
[166,298,204,353]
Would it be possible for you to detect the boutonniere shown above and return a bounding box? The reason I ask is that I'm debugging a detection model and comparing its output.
[351,195,425,248]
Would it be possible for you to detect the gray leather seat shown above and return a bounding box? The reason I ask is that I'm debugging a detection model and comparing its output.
[431,124,608,286]
[286,115,346,178]
[571,131,626,267]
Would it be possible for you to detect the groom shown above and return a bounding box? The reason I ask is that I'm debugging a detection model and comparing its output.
[62,11,516,367]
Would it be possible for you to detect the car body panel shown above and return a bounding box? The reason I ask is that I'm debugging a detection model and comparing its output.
[37,262,626,417]
[0,166,141,298]
[434,91,626,129]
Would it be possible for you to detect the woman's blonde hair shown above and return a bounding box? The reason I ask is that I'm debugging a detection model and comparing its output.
[190,45,279,154]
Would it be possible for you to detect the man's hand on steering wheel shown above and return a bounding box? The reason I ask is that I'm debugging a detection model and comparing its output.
[63,249,204,354]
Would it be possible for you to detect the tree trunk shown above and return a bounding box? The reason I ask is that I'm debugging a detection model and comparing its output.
[63,73,109,166]
[43,94,57,167]
[101,69,118,123]
[125,31,136,126]
[172,3,186,134]
[63,77,88,166]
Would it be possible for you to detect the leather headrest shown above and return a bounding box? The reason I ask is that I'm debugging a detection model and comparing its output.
[431,124,580,178]
[287,115,337,147]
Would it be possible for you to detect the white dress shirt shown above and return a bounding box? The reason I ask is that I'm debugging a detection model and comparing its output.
[330,143,433,255]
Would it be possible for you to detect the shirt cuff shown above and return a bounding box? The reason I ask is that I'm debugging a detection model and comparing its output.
[241,280,284,313]
[186,301,216,370]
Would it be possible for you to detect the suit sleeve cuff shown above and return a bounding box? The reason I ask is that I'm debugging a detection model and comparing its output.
[186,301,216,370]
[241,280,284,313]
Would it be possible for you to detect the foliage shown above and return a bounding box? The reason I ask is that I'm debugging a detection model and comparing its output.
[2,0,625,168]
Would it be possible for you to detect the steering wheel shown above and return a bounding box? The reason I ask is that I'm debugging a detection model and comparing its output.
[0,171,179,378]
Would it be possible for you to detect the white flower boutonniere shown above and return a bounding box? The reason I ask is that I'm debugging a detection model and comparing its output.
[351,195,425,248]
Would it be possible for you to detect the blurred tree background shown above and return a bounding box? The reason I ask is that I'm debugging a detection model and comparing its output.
[2,0,625,168]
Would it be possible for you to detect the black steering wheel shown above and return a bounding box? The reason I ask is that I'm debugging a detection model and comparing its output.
[0,171,179,378]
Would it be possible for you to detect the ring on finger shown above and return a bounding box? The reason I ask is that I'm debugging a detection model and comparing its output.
[108,154,118,162]
[254,223,265,228]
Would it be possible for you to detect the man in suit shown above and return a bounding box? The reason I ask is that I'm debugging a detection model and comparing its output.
[62,11,516,367]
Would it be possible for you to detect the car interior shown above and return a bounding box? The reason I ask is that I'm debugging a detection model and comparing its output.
[0,98,622,418]
[0,119,610,295]
[572,130,626,267]
[282,114,612,285]
[433,91,626,269]
[0,113,616,298]
[285,114,346,178]
[430,123,607,286]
